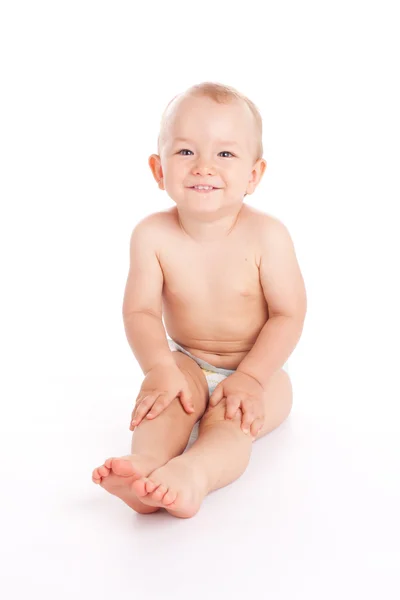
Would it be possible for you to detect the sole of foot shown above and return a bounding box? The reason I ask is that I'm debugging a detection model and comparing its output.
[92,454,163,514]
[132,458,208,519]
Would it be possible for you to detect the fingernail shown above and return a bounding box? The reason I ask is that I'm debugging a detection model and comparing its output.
[243,428,249,434]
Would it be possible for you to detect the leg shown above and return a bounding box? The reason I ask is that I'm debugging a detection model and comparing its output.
[91,351,209,513]
[129,350,209,460]
[134,368,293,518]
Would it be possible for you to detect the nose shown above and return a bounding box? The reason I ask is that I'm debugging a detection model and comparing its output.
[191,157,216,176]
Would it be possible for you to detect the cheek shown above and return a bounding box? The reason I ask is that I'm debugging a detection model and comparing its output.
[163,163,184,186]
[174,163,189,180]
[225,165,245,180]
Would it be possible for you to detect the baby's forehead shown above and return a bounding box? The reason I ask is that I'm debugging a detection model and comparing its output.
[160,95,258,155]
[170,105,251,135]
[174,95,250,121]
[166,131,251,148]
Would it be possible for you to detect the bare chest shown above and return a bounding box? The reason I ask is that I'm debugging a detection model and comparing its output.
[158,211,270,368]
[161,244,262,306]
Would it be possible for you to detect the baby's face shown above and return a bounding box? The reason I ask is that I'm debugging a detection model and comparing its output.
[150,95,266,213]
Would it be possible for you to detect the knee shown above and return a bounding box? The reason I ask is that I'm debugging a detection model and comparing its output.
[200,397,243,429]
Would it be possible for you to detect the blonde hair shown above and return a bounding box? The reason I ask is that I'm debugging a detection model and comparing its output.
[157,81,263,162]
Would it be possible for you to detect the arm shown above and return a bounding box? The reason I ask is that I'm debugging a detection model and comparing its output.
[236,315,304,387]
[122,216,175,375]
[123,311,175,375]
[237,217,307,387]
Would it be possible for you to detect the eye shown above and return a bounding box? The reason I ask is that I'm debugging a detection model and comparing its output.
[177,149,234,157]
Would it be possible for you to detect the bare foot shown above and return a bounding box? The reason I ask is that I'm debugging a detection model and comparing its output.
[132,457,209,519]
[92,454,164,514]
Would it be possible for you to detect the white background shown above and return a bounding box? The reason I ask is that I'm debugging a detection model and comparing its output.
[1,1,399,599]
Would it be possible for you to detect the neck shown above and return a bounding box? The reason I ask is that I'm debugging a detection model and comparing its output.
[175,204,244,243]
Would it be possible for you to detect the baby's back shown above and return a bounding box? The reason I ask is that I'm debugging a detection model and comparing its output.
[153,205,271,370]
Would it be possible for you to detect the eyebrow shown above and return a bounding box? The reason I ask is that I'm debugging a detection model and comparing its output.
[173,137,240,147]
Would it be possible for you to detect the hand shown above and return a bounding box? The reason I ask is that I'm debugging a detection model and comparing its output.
[208,371,265,438]
[129,363,195,430]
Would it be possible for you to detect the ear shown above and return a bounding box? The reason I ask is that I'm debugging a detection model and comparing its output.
[148,154,165,190]
[246,158,267,195]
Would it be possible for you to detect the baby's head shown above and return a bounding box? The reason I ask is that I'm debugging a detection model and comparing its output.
[149,82,267,212]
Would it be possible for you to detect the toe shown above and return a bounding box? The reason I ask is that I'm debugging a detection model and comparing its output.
[133,478,148,497]
[98,465,111,477]
[111,458,137,477]
[92,469,101,483]
[151,484,167,501]
[145,479,159,494]
[162,489,177,506]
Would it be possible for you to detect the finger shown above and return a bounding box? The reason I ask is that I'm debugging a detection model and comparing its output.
[250,418,264,439]
[209,386,223,406]
[130,397,145,426]
[241,410,255,434]
[179,387,195,414]
[131,394,148,419]
[130,405,139,428]
[131,398,141,420]
[225,396,241,419]
[132,396,156,426]
[146,394,170,419]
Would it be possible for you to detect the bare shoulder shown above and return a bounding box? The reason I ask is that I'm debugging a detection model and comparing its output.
[247,206,301,269]
[131,209,178,252]
[133,209,176,232]
[240,205,291,249]
[250,208,307,321]
[242,204,284,229]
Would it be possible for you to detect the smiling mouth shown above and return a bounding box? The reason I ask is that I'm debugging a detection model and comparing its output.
[188,186,220,193]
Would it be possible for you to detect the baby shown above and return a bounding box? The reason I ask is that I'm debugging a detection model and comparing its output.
[92,82,307,519]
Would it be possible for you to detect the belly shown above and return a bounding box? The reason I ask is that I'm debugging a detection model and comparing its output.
[162,289,269,370]
[158,205,269,369]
